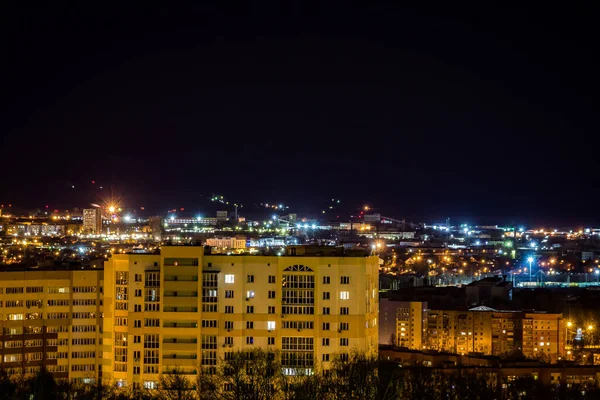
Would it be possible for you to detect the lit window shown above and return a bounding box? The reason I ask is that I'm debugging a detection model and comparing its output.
[225,275,235,283]
[340,291,350,300]
[143,381,157,390]
[246,291,255,299]
[267,321,276,331]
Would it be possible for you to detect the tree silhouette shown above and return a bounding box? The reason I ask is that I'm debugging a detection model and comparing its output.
[157,367,196,400]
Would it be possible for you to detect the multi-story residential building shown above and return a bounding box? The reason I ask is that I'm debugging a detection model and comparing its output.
[395,301,426,349]
[379,298,398,345]
[378,299,427,348]
[83,208,103,234]
[465,307,494,354]
[393,303,564,363]
[522,313,563,362]
[426,309,462,353]
[490,310,522,356]
[102,245,379,390]
[0,267,104,381]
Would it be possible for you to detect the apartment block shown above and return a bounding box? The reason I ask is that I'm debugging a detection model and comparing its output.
[82,208,103,234]
[390,302,564,363]
[102,246,379,389]
[0,268,104,381]
[522,313,564,362]
[395,301,426,349]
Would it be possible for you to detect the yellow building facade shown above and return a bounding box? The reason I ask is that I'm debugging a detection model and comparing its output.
[396,303,564,363]
[396,301,426,349]
[0,268,104,381]
[102,246,379,389]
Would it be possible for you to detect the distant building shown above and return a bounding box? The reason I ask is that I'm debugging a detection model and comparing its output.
[205,237,247,249]
[380,301,565,363]
[379,299,399,344]
[248,237,286,247]
[82,208,102,234]
[379,299,427,347]
[396,301,427,349]
[380,345,600,386]
[364,213,381,223]
[582,251,594,261]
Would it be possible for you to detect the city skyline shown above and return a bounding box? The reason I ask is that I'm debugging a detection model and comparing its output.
[3,3,600,397]
[2,3,600,224]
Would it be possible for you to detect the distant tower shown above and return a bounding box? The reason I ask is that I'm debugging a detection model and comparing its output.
[83,208,103,234]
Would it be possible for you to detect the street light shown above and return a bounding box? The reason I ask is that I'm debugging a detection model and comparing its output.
[527,257,534,283]
[566,321,574,348]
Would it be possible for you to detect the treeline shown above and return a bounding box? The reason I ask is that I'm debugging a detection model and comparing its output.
[2,350,600,399]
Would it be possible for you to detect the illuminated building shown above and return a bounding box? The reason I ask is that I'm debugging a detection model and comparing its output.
[391,303,565,362]
[396,301,427,349]
[83,208,103,234]
[102,245,379,389]
[204,237,247,249]
[0,268,104,381]
[521,313,564,362]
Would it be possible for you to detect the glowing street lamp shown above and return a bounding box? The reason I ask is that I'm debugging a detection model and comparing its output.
[527,257,534,283]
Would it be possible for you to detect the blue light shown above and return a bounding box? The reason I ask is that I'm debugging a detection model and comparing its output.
[527,256,534,263]
[311,224,316,229]
[530,242,536,248]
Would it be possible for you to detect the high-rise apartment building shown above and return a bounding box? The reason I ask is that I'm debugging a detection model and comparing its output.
[378,300,428,348]
[102,246,379,389]
[396,301,427,349]
[522,313,563,361]
[0,268,104,381]
[83,208,103,234]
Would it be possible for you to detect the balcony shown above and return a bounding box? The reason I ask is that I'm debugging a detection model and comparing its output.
[162,368,197,375]
[163,291,198,297]
[163,354,197,360]
[163,338,198,344]
[163,307,198,313]
[163,322,198,328]
[164,276,199,282]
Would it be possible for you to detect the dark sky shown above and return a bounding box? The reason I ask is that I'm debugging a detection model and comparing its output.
[1,3,599,225]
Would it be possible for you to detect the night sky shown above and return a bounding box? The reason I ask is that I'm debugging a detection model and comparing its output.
[2,3,599,225]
